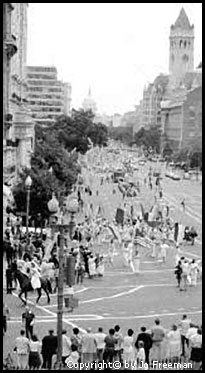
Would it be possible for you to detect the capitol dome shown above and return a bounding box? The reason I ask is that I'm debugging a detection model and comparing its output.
[82,87,97,114]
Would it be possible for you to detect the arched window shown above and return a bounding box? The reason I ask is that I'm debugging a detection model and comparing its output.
[184,40,187,48]
[180,40,183,48]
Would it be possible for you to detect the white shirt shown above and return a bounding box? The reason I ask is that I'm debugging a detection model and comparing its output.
[186,327,198,340]
[180,319,191,336]
[94,332,106,349]
[29,340,42,353]
[62,334,71,357]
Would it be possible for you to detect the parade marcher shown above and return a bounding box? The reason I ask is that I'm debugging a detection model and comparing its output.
[22,306,35,339]
[189,259,199,287]
[181,258,189,291]
[3,302,10,336]
[175,260,183,289]
[30,261,41,290]
[6,264,13,294]
[88,254,96,278]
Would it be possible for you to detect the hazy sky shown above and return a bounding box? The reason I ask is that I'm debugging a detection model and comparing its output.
[27,3,202,115]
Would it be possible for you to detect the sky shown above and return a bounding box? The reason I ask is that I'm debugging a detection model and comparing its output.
[27,3,202,115]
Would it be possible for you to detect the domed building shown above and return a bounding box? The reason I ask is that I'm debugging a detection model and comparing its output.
[82,87,97,114]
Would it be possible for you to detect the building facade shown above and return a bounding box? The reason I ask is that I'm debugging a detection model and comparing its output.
[169,7,194,89]
[161,8,201,152]
[3,3,35,185]
[26,66,72,127]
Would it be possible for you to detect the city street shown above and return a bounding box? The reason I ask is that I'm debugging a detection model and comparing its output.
[3,162,202,359]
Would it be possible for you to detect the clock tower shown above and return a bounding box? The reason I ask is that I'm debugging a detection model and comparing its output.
[169,8,194,86]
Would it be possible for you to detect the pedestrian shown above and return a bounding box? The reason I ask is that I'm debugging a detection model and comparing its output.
[136,340,146,368]
[135,326,153,365]
[3,302,10,336]
[189,328,202,370]
[71,327,82,357]
[28,334,42,369]
[6,264,13,294]
[22,306,35,339]
[122,329,135,368]
[114,325,124,364]
[41,329,58,370]
[150,318,165,362]
[94,327,106,363]
[65,344,80,370]
[62,329,71,366]
[14,329,30,370]
[81,327,97,365]
[179,314,191,357]
[167,325,181,361]
[103,328,117,364]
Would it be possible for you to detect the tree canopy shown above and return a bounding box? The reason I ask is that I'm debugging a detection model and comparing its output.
[13,109,108,220]
[133,125,161,154]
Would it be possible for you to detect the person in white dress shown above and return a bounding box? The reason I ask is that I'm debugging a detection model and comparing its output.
[122,329,135,367]
[30,262,41,290]
[88,255,96,278]
[167,324,181,360]
[136,341,146,369]
[189,259,199,286]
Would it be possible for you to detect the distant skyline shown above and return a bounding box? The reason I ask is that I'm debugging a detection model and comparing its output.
[27,3,202,115]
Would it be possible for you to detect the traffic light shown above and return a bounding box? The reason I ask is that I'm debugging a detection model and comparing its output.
[64,255,75,286]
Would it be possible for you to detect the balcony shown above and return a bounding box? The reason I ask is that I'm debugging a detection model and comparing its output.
[5,34,17,59]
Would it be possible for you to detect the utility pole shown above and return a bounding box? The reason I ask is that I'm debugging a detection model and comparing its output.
[56,227,65,368]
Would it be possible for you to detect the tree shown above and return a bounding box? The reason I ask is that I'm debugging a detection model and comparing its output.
[134,125,161,154]
[13,110,108,218]
[108,126,133,146]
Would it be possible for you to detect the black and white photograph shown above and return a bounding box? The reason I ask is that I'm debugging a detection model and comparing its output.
[3,3,202,370]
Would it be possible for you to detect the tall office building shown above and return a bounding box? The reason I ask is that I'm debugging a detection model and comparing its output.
[26,66,72,127]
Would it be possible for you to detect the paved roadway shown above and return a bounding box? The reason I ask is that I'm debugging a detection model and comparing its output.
[3,160,202,361]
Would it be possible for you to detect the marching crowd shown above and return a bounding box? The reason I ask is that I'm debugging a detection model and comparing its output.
[3,147,202,369]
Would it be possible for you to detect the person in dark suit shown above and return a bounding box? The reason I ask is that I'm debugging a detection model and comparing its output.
[135,326,153,365]
[41,329,58,369]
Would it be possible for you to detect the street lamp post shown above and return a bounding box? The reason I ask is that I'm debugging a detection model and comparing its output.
[25,175,32,246]
[47,193,78,369]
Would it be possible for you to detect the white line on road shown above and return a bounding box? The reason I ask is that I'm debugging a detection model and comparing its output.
[12,292,86,333]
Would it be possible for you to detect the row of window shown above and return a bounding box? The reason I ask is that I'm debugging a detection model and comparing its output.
[28,100,63,107]
[31,107,62,113]
[27,74,57,80]
[28,94,63,100]
[27,67,57,73]
[27,80,61,87]
[28,87,63,93]
[171,40,191,49]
